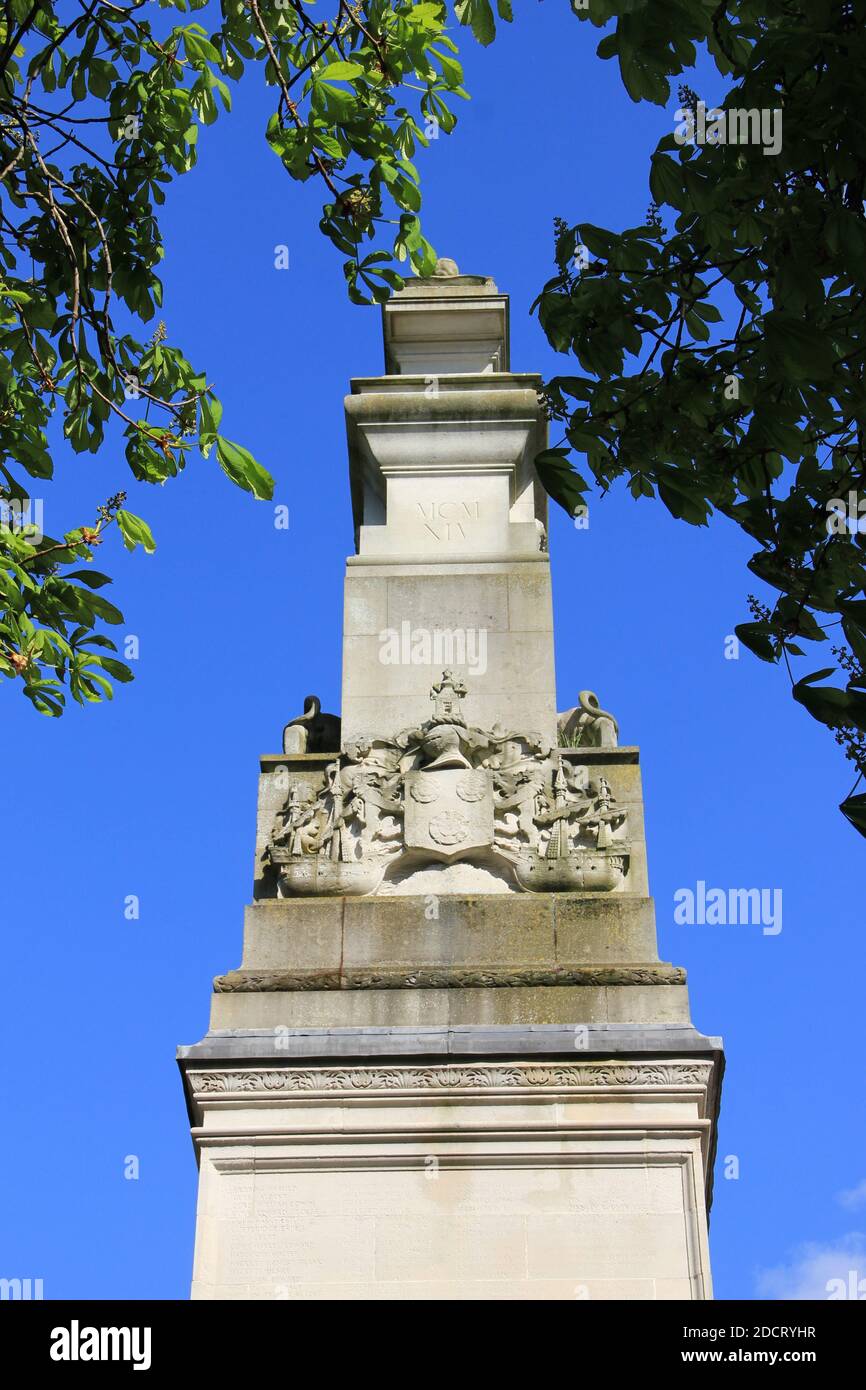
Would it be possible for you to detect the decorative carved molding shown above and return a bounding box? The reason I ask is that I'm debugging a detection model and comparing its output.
[189,1060,713,1096]
[213,964,687,993]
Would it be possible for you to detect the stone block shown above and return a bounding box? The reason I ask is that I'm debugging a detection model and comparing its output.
[343,574,389,636]
[236,894,663,975]
[554,895,659,963]
[239,901,343,973]
[507,569,554,631]
[386,572,509,632]
[340,893,554,970]
[526,1212,688,1280]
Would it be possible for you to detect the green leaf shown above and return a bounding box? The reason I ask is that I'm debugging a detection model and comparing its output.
[534,448,589,516]
[795,668,837,687]
[454,0,496,47]
[96,656,134,682]
[215,437,274,501]
[842,617,866,672]
[649,154,685,210]
[764,311,836,381]
[840,791,866,838]
[734,622,776,663]
[64,569,113,589]
[199,393,223,455]
[82,592,124,625]
[116,510,157,554]
[792,675,866,732]
[656,477,711,526]
[322,61,363,81]
[184,31,222,68]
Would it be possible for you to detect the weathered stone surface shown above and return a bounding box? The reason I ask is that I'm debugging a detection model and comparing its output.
[344,894,556,970]
[554,894,659,961]
[508,569,554,632]
[388,572,509,630]
[209,980,691,1030]
[342,573,389,636]
[237,893,661,974]
[215,965,685,992]
[240,900,343,972]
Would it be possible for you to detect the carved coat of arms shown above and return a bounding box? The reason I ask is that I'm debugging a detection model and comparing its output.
[266,671,629,897]
[403,767,494,861]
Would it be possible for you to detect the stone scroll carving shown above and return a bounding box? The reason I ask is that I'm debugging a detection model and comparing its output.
[282,695,342,754]
[267,671,629,898]
[557,690,618,748]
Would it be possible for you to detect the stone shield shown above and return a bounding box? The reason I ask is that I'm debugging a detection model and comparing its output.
[403,767,494,861]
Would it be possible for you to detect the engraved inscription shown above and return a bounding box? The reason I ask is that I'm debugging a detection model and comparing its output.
[417,499,480,542]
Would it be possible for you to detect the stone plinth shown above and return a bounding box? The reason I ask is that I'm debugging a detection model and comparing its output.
[209,881,687,1030]
[179,1034,721,1301]
[179,869,722,1300]
[381,273,509,374]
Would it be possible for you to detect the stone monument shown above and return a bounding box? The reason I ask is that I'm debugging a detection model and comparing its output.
[178,265,724,1300]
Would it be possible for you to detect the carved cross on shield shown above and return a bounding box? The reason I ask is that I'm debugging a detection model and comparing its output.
[403,767,494,862]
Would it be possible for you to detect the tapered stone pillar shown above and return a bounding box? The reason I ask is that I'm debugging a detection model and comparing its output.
[179,265,723,1301]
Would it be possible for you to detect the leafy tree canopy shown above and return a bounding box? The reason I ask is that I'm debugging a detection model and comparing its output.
[2,0,864,838]
[0,0,465,712]
[528,0,866,838]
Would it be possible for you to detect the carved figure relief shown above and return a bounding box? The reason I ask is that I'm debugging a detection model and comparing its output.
[267,672,629,897]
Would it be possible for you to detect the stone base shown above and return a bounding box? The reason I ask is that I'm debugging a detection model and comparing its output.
[208,892,683,1029]
[179,1027,722,1301]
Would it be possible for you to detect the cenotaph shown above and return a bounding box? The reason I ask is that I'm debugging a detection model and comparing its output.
[178,263,724,1300]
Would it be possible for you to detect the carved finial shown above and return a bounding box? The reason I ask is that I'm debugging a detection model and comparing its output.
[429,668,467,723]
[433,257,459,277]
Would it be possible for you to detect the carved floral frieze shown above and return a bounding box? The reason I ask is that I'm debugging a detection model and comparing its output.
[189,1061,713,1096]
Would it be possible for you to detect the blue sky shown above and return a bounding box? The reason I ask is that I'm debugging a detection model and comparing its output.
[2,4,864,1300]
